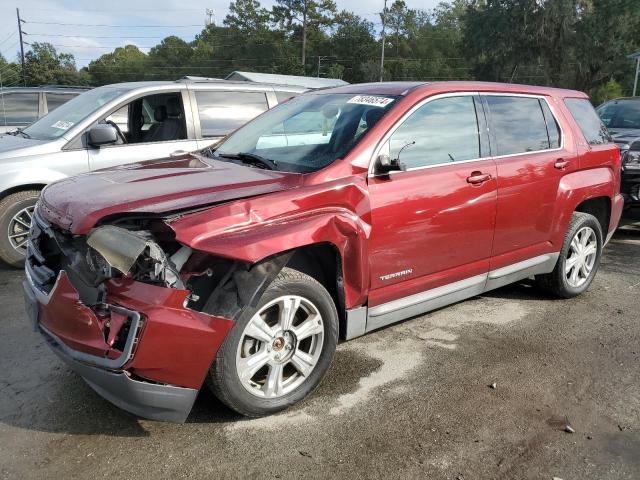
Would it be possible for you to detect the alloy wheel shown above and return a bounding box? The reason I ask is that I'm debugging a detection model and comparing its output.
[7,205,34,255]
[236,295,324,399]
[565,226,597,288]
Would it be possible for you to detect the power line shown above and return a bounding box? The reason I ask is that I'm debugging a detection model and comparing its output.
[24,21,203,28]
[0,31,18,47]
[25,33,195,39]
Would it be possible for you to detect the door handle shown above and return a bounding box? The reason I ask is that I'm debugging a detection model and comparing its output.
[170,150,188,157]
[466,171,492,185]
[554,158,570,170]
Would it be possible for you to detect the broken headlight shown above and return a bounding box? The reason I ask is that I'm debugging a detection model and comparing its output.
[87,225,191,288]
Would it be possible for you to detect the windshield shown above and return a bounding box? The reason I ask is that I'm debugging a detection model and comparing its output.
[23,86,129,140]
[213,93,398,173]
[596,100,640,130]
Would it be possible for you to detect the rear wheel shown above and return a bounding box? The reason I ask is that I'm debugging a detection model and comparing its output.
[0,190,40,268]
[536,212,603,298]
[208,267,338,417]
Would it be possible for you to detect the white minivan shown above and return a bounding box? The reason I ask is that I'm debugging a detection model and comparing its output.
[0,78,306,266]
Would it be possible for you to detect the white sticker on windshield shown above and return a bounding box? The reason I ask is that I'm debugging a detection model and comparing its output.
[51,120,74,130]
[347,95,394,108]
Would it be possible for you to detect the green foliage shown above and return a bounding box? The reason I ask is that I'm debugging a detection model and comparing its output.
[9,0,639,100]
[23,42,89,86]
[593,79,624,105]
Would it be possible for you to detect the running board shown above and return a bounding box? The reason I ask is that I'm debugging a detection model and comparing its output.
[344,253,559,340]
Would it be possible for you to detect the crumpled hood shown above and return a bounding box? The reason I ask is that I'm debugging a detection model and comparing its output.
[40,155,302,234]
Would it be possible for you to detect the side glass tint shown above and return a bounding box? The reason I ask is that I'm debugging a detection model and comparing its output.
[195,91,269,137]
[0,93,39,125]
[388,96,481,169]
[46,93,77,113]
[486,96,550,155]
[565,98,612,145]
[540,100,561,148]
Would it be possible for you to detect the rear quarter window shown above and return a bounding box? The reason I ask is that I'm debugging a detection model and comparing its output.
[564,98,611,145]
[0,92,39,125]
[195,91,269,137]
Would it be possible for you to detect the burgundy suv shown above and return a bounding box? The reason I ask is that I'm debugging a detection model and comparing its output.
[24,82,623,422]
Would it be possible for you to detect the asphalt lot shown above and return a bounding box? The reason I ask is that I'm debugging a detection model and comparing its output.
[1,213,639,480]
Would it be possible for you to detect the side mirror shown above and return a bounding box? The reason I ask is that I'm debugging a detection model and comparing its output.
[88,124,118,147]
[376,154,403,174]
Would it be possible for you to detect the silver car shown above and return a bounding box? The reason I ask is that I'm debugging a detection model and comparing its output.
[0,79,306,266]
[0,86,90,135]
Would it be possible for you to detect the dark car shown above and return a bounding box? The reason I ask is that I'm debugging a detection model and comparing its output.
[596,97,640,207]
[24,81,623,422]
[0,86,90,134]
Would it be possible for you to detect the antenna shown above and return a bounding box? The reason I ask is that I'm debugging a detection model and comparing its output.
[205,9,215,26]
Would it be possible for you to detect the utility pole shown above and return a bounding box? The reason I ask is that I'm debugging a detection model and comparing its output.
[205,9,215,26]
[317,55,329,78]
[16,8,26,86]
[379,0,387,82]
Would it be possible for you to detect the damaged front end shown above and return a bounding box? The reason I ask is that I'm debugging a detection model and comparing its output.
[23,208,243,422]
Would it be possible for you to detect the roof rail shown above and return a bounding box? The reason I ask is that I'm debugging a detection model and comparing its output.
[178,76,224,82]
[37,85,92,89]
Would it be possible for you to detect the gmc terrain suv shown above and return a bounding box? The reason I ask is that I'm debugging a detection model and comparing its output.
[0,79,305,267]
[24,81,623,422]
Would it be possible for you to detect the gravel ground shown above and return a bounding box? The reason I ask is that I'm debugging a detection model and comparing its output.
[1,213,639,480]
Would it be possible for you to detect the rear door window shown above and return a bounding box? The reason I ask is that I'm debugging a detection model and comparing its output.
[195,91,269,137]
[0,92,39,125]
[45,92,78,113]
[485,96,551,155]
[565,98,611,145]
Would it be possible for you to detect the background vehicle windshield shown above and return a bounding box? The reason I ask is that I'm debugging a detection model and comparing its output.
[596,100,640,130]
[23,87,129,140]
[214,93,397,173]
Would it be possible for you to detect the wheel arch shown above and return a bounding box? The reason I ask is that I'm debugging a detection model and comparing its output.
[0,183,46,202]
[574,196,611,239]
[285,243,347,338]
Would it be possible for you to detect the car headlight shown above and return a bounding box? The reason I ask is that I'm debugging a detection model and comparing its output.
[623,150,640,171]
[87,225,191,288]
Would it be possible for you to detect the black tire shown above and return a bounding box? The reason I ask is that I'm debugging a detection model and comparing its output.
[0,190,40,268]
[535,212,603,298]
[207,267,339,417]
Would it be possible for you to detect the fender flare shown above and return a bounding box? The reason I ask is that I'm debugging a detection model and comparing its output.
[551,167,615,244]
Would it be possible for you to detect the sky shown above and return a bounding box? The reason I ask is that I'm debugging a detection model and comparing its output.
[0,0,442,69]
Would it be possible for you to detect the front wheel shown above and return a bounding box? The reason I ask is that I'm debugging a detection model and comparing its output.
[207,267,339,417]
[0,190,40,268]
[536,212,603,298]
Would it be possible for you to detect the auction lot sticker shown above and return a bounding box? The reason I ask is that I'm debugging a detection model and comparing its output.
[347,95,395,108]
[51,120,74,130]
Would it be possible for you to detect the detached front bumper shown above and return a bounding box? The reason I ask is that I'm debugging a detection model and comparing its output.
[23,271,201,422]
[24,258,234,423]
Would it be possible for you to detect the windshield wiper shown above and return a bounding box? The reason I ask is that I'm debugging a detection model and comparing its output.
[217,152,278,171]
[8,128,31,138]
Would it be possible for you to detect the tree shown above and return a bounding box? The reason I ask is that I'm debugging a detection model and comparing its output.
[87,45,147,84]
[0,54,21,87]
[147,36,194,78]
[224,0,270,33]
[330,12,377,82]
[23,42,88,86]
[272,0,337,69]
[385,1,417,56]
